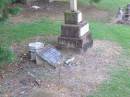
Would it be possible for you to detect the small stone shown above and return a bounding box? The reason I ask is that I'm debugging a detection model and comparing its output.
[31,6,40,10]
[20,91,25,95]
[65,57,75,65]
[20,80,27,86]
[48,84,50,88]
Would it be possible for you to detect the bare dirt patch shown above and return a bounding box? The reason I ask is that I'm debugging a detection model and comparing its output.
[10,1,110,24]
[0,37,122,97]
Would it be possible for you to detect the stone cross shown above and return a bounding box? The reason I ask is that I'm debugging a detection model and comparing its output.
[70,0,78,12]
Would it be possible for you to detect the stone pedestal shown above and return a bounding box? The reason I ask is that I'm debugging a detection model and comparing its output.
[64,11,82,24]
[58,10,93,51]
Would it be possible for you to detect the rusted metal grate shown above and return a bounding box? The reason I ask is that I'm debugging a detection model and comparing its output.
[37,46,62,66]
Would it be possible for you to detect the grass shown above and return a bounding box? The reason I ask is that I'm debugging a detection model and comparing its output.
[0,19,60,45]
[80,0,130,11]
[88,22,130,97]
[9,6,23,15]
[0,19,129,96]
[0,19,61,65]
[1,20,130,50]
[0,19,130,65]
[88,67,130,97]
[0,0,130,96]
[90,22,130,53]
[0,18,130,62]
[97,0,130,11]
[0,46,15,67]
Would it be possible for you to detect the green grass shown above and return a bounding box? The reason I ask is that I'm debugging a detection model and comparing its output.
[0,19,130,64]
[0,0,130,96]
[88,67,130,97]
[88,22,130,97]
[90,22,130,53]
[97,0,130,11]
[1,20,130,50]
[0,19,61,65]
[0,46,15,67]
[0,19,60,45]
[9,6,23,15]
[80,0,130,11]
[0,0,130,95]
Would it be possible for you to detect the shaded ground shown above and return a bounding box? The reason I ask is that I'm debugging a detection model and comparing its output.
[10,1,110,23]
[0,36,122,97]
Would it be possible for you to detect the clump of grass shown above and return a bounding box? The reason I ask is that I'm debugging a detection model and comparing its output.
[89,0,101,4]
[0,8,9,22]
[0,45,15,68]
[9,6,23,15]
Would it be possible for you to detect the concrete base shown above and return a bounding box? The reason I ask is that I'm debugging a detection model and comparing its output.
[61,22,89,38]
[58,32,93,51]
[58,10,93,51]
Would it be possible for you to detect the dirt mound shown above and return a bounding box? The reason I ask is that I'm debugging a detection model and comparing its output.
[29,40,121,97]
[0,39,121,97]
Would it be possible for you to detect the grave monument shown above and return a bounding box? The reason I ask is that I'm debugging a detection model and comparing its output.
[124,3,130,22]
[58,0,93,51]
[116,8,124,23]
[116,3,130,24]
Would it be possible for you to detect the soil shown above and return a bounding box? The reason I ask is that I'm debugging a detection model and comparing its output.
[10,1,110,24]
[0,2,120,97]
[0,35,122,97]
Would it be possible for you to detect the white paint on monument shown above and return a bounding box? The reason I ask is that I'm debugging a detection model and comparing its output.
[70,0,78,12]
[80,23,89,37]
[77,11,82,23]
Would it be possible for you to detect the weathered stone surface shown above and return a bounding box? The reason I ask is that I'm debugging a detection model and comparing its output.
[61,22,89,38]
[58,32,93,51]
[58,0,93,51]
[58,36,84,48]
[64,11,82,24]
